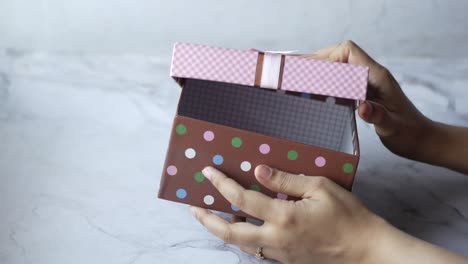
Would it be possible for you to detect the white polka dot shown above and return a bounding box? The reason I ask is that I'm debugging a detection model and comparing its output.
[240,161,252,172]
[185,148,196,159]
[203,195,215,205]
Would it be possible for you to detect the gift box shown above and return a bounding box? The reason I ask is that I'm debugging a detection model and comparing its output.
[158,42,368,217]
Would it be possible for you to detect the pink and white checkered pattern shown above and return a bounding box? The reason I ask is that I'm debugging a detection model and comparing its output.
[282,56,368,100]
[171,43,368,101]
[171,42,258,86]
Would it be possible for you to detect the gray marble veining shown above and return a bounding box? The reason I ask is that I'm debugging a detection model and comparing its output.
[0,51,467,264]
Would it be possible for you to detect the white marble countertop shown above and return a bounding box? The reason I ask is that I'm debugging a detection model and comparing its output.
[1,50,467,263]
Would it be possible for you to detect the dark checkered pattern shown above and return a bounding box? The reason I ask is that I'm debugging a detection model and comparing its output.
[178,79,355,153]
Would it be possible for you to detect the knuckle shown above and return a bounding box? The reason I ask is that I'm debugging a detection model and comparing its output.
[217,177,235,196]
[221,227,234,244]
[215,174,228,188]
[275,207,295,227]
[231,191,246,210]
[277,171,292,193]
[376,66,392,82]
[312,176,328,190]
[342,40,357,48]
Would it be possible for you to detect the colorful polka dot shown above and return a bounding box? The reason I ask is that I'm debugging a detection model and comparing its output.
[315,156,327,167]
[259,143,270,154]
[185,148,196,159]
[231,137,243,148]
[175,124,187,135]
[231,204,240,212]
[343,163,354,173]
[203,195,215,205]
[176,188,187,199]
[240,161,252,172]
[166,165,177,176]
[287,150,298,160]
[194,172,205,183]
[212,154,224,165]
[249,185,261,192]
[277,193,288,200]
[203,130,215,141]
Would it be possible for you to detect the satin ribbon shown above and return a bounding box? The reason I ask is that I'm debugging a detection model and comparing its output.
[260,53,283,89]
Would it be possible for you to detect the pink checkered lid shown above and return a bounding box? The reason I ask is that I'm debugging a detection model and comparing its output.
[170,42,368,101]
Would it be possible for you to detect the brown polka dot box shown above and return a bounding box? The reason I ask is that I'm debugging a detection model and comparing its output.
[158,42,369,217]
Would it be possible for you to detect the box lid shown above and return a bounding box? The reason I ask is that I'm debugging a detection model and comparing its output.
[170,42,368,101]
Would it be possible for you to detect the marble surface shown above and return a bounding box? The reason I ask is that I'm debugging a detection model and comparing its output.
[1,50,468,264]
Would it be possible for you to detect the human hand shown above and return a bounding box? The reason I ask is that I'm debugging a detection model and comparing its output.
[190,165,468,263]
[190,165,384,264]
[306,41,435,162]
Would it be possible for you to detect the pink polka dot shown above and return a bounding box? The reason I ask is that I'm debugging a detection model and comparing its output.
[315,156,326,167]
[259,144,270,154]
[203,130,215,141]
[277,193,288,200]
[166,165,177,176]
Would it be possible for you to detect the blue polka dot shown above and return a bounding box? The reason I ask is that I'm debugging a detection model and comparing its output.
[212,154,224,165]
[231,204,240,212]
[176,188,187,199]
[301,93,312,99]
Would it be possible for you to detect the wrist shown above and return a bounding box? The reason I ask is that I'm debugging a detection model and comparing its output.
[361,214,468,264]
[359,216,418,264]
[412,117,444,164]
[358,215,393,264]
[418,119,455,167]
[423,121,468,173]
[346,213,395,264]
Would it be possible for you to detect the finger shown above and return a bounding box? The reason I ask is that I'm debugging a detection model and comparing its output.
[239,245,282,261]
[301,43,340,60]
[307,41,398,99]
[190,206,265,247]
[308,40,380,67]
[305,41,402,108]
[254,165,329,198]
[358,100,374,121]
[202,166,282,222]
[358,101,397,137]
[329,40,379,66]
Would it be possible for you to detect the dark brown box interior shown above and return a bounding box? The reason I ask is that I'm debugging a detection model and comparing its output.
[178,79,358,155]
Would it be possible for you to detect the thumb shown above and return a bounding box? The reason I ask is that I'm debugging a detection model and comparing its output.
[254,165,328,198]
[358,101,397,137]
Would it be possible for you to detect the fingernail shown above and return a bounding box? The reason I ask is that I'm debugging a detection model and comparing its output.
[256,165,272,180]
[202,166,214,181]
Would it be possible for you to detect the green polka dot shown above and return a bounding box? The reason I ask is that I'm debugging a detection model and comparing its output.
[194,172,205,183]
[249,185,261,192]
[175,124,187,135]
[343,163,354,173]
[287,150,298,160]
[231,137,243,148]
